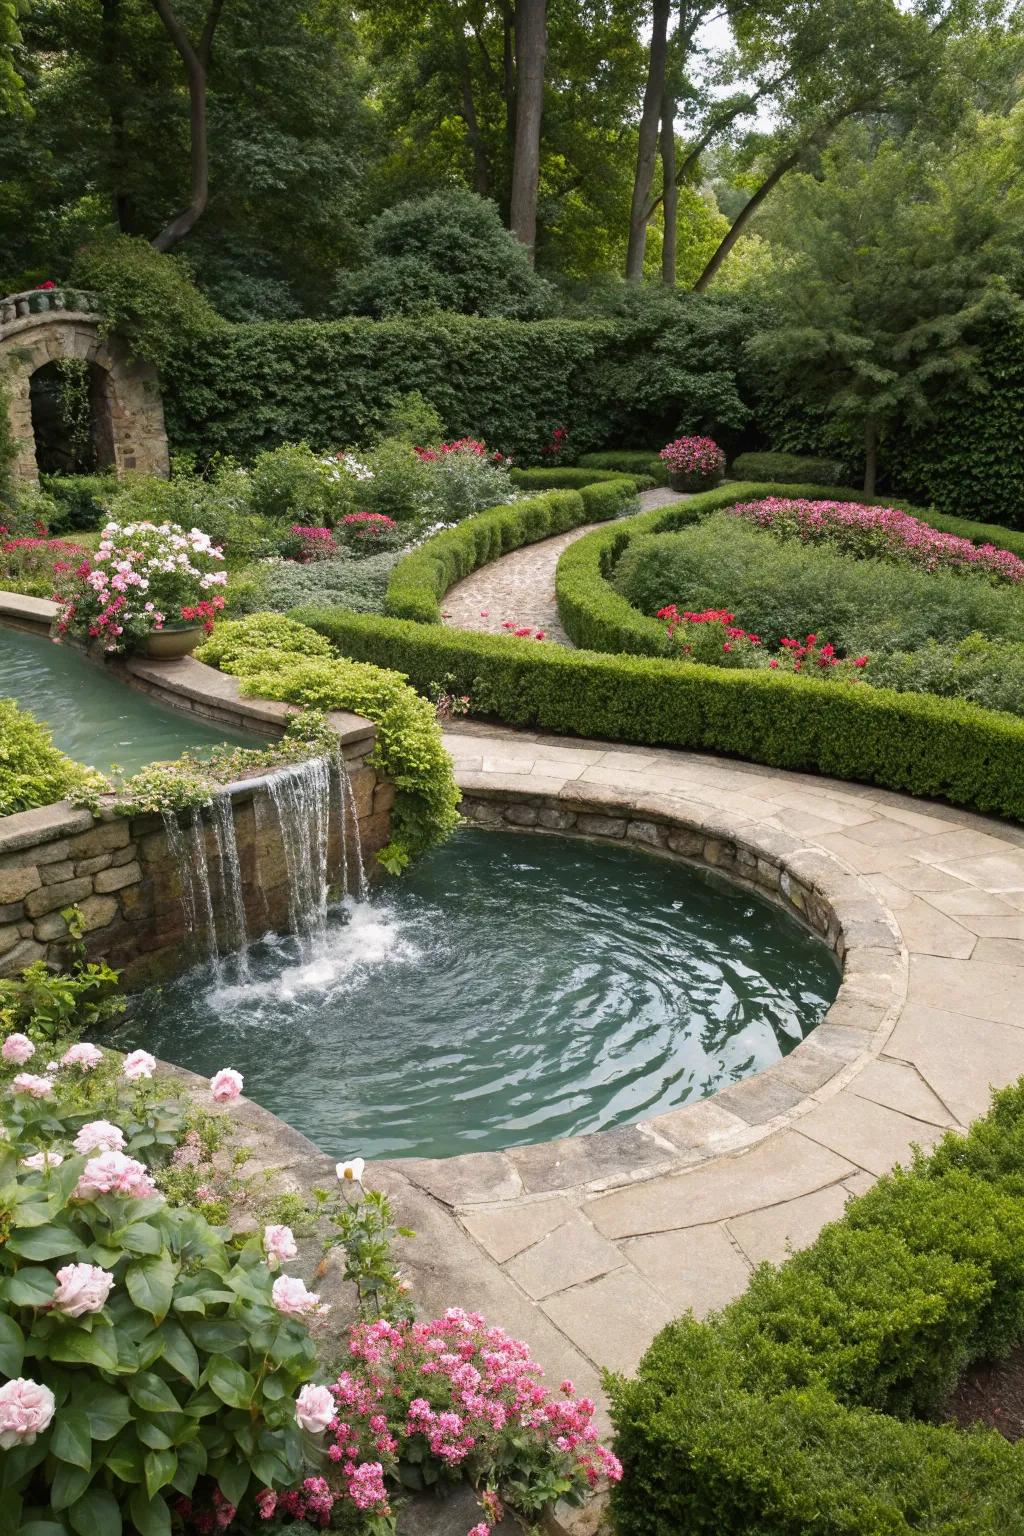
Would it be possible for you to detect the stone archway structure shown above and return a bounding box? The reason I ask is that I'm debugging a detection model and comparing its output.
[0,288,169,486]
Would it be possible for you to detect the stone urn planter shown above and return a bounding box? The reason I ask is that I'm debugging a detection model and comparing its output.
[143,623,205,660]
[668,469,724,493]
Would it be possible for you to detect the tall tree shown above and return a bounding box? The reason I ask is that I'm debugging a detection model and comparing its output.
[625,0,670,279]
[508,0,547,258]
[148,0,228,251]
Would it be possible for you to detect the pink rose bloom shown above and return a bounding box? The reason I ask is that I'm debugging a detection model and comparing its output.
[210,1067,243,1103]
[0,1378,55,1448]
[255,1491,277,1521]
[2,1033,35,1064]
[263,1223,298,1271]
[61,1042,103,1071]
[295,1383,336,1433]
[20,1150,63,1171]
[74,1150,157,1201]
[51,1262,115,1317]
[123,1049,156,1081]
[73,1120,125,1155]
[272,1275,320,1315]
[11,1073,52,1099]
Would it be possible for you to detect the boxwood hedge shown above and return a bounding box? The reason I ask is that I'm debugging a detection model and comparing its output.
[608,1081,1024,1536]
[297,478,1024,826]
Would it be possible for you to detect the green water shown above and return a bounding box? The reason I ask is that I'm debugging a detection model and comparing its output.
[0,624,262,774]
[115,828,840,1161]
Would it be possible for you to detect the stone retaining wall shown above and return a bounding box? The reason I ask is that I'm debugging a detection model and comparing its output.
[0,602,394,983]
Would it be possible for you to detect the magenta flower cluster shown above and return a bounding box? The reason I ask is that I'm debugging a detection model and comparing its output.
[659,436,726,477]
[252,1309,622,1532]
[729,498,1024,585]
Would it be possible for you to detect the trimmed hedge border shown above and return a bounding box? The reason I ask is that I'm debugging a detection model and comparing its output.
[297,478,1024,826]
[608,1079,1024,1536]
[384,475,642,624]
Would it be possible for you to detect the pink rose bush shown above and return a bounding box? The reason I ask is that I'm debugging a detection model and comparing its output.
[2,1032,35,1064]
[54,519,228,653]
[73,1118,125,1154]
[50,1261,115,1317]
[61,1041,103,1070]
[263,1223,299,1270]
[123,1048,156,1080]
[294,1383,336,1433]
[73,1149,158,1200]
[210,1066,243,1102]
[21,1149,63,1170]
[657,605,869,680]
[0,1379,55,1448]
[11,1072,53,1098]
[729,497,1024,584]
[272,1275,322,1315]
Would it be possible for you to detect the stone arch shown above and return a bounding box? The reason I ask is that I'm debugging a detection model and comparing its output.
[0,289,170,488]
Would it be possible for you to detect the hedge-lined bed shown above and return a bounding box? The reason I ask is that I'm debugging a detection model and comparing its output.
[296,476,1024,826]
[608,1080,1024,1536]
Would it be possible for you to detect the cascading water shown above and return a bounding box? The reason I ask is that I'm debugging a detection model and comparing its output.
[162,753,369,977]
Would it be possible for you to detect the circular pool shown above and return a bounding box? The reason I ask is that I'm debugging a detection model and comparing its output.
[112,828,840,1160]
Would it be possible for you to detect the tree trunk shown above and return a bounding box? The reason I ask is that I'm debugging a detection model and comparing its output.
[501,2,516,158]
[864,418,878,495]
[148,0,226,252]
[99,0,132,233]
[509,0,546,262]
[692,146,800,292]
[660,90,677,286]
[455,25,489,196]
[625,0,671,282]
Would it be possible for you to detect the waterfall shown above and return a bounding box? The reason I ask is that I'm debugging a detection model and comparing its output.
[266,755,333,946]
[162,806,217,965]
[211,792,250,981]
[162,751,369,972]
[337,759,368,902]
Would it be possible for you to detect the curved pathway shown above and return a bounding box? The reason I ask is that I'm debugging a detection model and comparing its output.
[441,486,686,644]
[368,725,1024,1421]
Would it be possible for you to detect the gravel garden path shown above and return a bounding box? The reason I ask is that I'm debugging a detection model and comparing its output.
[440,486,686,644]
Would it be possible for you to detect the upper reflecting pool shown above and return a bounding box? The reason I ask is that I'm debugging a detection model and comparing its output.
[0,623,261,775]
[114,828,841,1161]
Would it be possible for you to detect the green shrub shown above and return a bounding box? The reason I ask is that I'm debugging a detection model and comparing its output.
[361,437,434,522]
[510,467,645,492]
[609,1082,1024,1536]
[197,614,460,871]
[70,235,221,371]
[609,514,1024,654]
[424,446,516,522]
[297,605,1024,824]
[731,451,847,485]
[247,442,356,526]
[333,187,556,321]
[577,450,668,485]
[869,633,1024,719]
[38,474,118,532]
[0,699,108,814]
[248,551,401,616]
[372,389,443,447]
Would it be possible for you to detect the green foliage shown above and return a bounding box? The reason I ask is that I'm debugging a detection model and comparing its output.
[241,552,401,617]
[372,390,443,447]
[869,633,1024,720]
[69,237,221,371]
[0,366,18,503]
[0,699,109,815]
[731,452,846,486]
[334,187,555,319]
[197,615,461,871]
[326,1187,414,1324]
[610,513,1024,654]
[247,442,356,527]
[608,1082,1024,1536]
[0,953,124,1050]
[360,438,434,522]
[0,1088,317,1533]
[39,475,118,533]
[577,450,668,485]
[160,302,751,466]
[892,314,1024,529]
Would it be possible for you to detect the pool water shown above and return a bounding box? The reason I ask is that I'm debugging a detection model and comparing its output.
[114,828,840,1160]
[0,624,262,774]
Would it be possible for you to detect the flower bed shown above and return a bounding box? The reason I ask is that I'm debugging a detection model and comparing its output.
[730,496,1024,584]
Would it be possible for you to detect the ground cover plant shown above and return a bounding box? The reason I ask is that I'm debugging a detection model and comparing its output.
[0,698,108,814]
[608,1080,1024,1536]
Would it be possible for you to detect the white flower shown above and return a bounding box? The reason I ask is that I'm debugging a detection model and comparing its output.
[336,1157,365,1184]
[21,1150,63,1171]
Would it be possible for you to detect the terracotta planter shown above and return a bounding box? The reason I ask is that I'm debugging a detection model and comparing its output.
[142,624,204,660]
[668,469,724,493]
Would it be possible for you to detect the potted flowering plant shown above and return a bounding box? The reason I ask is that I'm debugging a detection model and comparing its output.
[55,520,228,657]
[659,435,726,492]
